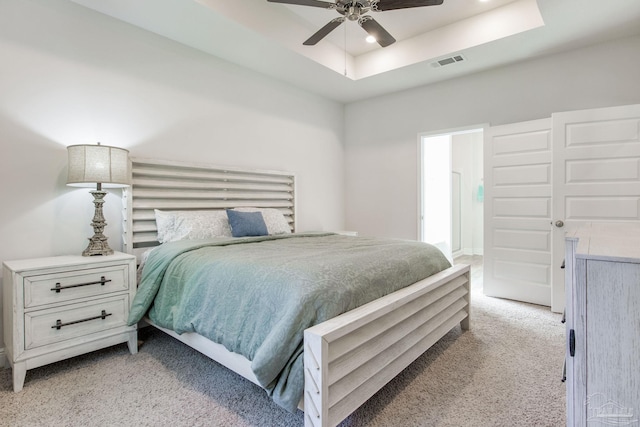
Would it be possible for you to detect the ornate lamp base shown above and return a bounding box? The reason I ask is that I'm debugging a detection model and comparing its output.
[82,235,114,257]
[83,188,114,256]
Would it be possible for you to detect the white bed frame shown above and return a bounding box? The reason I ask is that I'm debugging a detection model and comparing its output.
[123,158,470,427]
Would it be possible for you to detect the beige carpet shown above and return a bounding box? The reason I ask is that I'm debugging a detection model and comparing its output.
[0,259,565,426]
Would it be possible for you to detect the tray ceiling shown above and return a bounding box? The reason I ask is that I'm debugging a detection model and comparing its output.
[69,0,640,102]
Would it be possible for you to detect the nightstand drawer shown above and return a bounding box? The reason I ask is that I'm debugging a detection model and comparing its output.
[23,265,129,308]
[24,294,130,350]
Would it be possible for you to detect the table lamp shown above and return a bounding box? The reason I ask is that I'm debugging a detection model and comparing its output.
[66,143,130,256]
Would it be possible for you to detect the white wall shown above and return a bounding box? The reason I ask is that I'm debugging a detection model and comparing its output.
[0,0,345,350]
[2,0,640,362]
[344,35,640,239]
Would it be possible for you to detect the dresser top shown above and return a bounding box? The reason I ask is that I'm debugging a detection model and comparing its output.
[567,222,640,263]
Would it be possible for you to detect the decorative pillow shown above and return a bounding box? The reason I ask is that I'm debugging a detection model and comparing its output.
[226,210,269,237]
[154,209,177,243]
[154,209,233,243]
[233,208,291,235]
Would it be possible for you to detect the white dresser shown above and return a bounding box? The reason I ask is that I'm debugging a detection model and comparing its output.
[564,223,640,426]
[3,252,138,392]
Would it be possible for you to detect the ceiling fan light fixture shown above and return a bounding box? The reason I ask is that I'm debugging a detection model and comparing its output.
[346,6,360,20]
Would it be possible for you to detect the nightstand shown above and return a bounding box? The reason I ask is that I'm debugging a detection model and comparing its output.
[2,252,138,392]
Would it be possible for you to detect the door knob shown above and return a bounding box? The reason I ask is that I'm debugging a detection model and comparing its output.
[555,220,564,228]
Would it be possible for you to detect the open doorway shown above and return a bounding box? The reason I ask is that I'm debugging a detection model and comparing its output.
[420,127,484,285]
[421,134,452,260]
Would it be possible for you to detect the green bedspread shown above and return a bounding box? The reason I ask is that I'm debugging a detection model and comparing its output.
[127,233,451,412]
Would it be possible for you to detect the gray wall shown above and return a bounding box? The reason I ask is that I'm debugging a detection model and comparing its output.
[344,35,640,239]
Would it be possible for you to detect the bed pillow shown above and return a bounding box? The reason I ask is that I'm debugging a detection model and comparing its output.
[154,209,233,243]
[233,208,291,235]
[154,209,177,243]
[226,209,269,237]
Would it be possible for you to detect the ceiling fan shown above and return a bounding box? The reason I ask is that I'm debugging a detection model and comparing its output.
[267,0,445,48]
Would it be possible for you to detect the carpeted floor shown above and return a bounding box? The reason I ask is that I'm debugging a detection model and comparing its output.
[0,257,566,426]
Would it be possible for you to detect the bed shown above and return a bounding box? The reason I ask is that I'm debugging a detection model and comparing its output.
[123,158,470,427]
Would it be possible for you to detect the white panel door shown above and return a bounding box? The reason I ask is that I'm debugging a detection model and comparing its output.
[484,118,553,306]
[551,104,640,312]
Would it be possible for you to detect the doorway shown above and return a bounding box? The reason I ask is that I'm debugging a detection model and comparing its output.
[420,127,484,267]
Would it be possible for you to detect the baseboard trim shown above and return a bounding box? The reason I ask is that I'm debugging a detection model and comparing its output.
[459,248,484,256]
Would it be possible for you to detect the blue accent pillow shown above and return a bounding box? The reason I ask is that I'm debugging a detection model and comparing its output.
[226,209,269,237]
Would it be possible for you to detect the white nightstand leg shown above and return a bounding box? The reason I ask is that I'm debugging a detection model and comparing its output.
[127,332,138,355]
[13,362,26,392]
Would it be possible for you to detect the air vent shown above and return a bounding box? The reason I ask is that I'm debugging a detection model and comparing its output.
[431,54,466,68]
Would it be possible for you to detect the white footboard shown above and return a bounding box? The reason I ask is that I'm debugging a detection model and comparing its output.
[303,264,471,427]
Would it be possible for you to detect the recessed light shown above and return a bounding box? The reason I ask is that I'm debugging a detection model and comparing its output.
[366,35,376,43]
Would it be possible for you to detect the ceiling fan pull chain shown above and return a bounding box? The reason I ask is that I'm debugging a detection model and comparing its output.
[344,18,348,76]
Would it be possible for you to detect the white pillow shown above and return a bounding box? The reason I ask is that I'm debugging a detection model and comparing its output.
[154,209,233,243]
[154,209,177,243]
[233,208,291,235]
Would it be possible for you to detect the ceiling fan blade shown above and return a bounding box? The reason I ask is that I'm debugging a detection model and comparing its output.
[303,17,345,45]
[373,0,444,11]
[359,16,396,47]
[267,0,335,9]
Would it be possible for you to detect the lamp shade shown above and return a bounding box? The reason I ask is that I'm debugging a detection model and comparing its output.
[66,143,130,188]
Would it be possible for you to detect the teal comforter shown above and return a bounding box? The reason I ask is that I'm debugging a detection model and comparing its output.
[127,233,450,412]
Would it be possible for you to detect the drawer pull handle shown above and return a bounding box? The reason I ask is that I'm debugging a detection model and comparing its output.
[569,329,575,357]
[51,310,112,330]
[51,276,112,293]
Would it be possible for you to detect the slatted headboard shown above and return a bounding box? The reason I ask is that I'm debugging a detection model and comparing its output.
[123,157,296,261]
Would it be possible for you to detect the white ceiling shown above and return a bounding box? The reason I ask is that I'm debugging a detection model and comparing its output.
[70,0,640,103]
